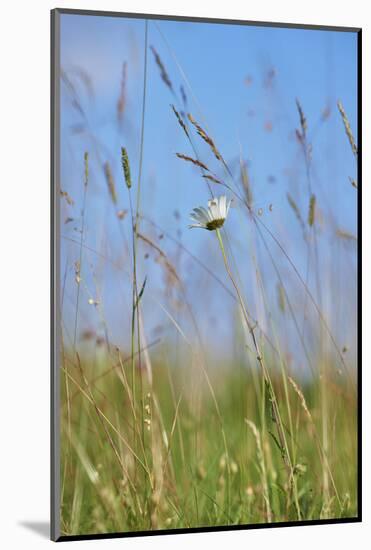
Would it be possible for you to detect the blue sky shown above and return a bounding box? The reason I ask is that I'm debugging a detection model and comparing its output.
[59,13,358,373]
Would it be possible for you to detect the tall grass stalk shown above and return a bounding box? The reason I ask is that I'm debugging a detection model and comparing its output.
[73,151,89,352]
[215,227,302,519]
[127,20,149,468]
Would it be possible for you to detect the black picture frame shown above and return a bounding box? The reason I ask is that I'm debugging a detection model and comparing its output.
[51,7,362,542]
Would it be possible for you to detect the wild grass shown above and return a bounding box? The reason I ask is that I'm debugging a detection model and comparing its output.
[60,355,357,534]
[59,20,358,537]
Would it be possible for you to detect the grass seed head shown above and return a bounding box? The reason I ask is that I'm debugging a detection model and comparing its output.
[121,147,132,189]
[308,194,316,227]
[84,151,89,187]
[296,98,307,138]
[171,105,189,138]
[202,174,222,184]
[187,113,224,163]
[60,189,74,206]
[176,153,209,172]
[117,61,127,122]
[287,193,305,231]
[150,45,173,92]
[337,100,358,157]
[103,162,118,204]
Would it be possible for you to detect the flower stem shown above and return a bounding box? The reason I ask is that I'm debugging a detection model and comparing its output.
[215,228,301,520]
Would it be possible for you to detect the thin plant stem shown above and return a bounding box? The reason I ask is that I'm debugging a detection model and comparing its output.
[73,155,88,352]
[215,227,302,520]
[128,19,149,489]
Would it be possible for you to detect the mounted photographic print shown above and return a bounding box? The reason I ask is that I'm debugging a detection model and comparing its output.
[51,8,361,542]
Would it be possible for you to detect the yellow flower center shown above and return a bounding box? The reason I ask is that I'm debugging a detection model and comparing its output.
[206,218,225,230]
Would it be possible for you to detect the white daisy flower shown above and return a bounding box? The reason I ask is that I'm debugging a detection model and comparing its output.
[189,195,231,231]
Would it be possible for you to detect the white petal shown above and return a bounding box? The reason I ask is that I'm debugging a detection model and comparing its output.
[219,195,227,218]
[195,206,210,222]
[225,198,231,217]
[190,212,202,222]
[190,208,206,224]
[200,206,212,220]
[189,222,206,229]
[208,200,220,220]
